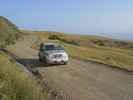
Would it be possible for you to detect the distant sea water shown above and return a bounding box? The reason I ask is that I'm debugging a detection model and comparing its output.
[96,33,133,41]
[69,32,133,41]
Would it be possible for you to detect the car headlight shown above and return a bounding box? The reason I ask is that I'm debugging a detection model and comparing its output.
[63,53,68,59]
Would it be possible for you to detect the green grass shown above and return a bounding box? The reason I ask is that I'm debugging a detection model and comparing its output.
[0,51,47,100]
[29,31,133,71]
[0,16,20,48]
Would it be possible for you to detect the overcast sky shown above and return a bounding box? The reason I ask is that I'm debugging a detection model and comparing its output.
[0,0,133,40]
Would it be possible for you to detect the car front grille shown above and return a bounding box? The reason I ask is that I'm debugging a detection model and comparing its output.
[53,54,62,58]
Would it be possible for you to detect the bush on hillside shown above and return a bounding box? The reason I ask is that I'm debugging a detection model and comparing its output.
[0,16,20,48]
[48,35,60,40]
[48,35,80,46]
[92,40,105,46]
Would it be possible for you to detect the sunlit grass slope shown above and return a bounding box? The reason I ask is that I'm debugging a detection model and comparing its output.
[0,51,47,100]
[0,16,21,48]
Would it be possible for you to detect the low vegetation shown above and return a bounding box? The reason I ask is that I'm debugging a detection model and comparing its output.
[48,35,80,45]
[30,31,133,71]
[0,16,20,48]
[0,51,47,100]
[0,17,47,100]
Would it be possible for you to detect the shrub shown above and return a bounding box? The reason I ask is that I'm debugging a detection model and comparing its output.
[48,35,60,40]
[92,40,105,46]
[48,35,80,46]
[0,16,20,48]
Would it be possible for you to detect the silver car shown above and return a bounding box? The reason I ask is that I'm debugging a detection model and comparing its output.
[39,42,69,64]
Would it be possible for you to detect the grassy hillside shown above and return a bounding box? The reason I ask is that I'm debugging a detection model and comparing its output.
[0,51,47,100]
[0,18,47,100]
[29,31,133,71]
[0,16,20,48]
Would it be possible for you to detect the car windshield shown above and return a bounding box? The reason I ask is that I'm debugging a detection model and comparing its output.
[44,44,64,51]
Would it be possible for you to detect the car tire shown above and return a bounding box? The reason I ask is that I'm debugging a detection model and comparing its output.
[64,62,67,65]
[39,57,42,62]
[62,61,68,65]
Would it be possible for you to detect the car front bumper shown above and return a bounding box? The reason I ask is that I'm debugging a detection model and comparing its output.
[46,57,68,64]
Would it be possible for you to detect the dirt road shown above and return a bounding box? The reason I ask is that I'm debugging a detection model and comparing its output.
[7,35,133,100]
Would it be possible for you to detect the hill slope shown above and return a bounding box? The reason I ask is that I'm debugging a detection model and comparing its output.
[0,51,47,100]
[0,16,20,47]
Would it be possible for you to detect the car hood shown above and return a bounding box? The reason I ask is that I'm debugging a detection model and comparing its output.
[45,50,66,55]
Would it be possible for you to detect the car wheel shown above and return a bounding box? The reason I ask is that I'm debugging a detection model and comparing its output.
[61,61,67,65]
[64,62,68,65]
[39,57,42,62]
[44,61,49,66]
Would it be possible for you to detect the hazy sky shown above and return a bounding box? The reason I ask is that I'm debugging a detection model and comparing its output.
[0,0,133,40]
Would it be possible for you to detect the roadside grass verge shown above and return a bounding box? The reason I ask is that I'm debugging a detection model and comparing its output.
[62,43,133,71]
[0,51,47,100]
